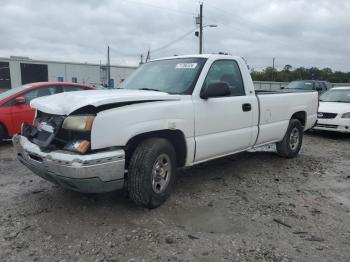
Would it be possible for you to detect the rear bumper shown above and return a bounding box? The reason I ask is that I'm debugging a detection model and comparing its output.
[313,118,350,133]
[13,135,126,193]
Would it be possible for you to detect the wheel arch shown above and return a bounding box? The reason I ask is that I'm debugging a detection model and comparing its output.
[291,111,306,127]
[125,129,187,168]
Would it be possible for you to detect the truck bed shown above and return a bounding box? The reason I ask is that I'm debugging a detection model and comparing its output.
[255,89,316,95]
[254,90,318,146]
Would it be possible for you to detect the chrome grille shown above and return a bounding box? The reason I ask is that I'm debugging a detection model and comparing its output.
[317,112,337,119]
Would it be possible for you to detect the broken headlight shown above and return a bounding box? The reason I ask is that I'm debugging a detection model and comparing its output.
[64,140,91,154]
[62,115,95,131]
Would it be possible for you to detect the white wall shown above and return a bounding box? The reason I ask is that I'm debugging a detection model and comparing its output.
[47,63,101,84]
[0,57,137,89]
[66,64,101,84]
[8,60,21,88]
[110,66,136,87]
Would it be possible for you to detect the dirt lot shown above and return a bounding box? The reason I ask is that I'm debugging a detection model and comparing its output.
[0,131,349,262]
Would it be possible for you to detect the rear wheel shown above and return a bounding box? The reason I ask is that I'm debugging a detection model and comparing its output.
[127,138,177,208]
[0,125,7,142]
[276,119,303,158]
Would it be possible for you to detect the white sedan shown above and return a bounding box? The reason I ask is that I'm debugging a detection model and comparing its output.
[314,87,350,133]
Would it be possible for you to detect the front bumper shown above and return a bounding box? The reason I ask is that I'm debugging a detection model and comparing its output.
[13,135,126,193]
[313,118,350,133]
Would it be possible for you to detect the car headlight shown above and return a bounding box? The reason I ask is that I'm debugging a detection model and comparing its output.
[62,115,95,131]
[342,112,350,118]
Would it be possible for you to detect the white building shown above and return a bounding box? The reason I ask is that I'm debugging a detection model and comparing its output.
[0,56,137,90]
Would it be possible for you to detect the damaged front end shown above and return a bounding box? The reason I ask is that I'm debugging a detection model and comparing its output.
[14,110,126,193]
[22,111,94,154]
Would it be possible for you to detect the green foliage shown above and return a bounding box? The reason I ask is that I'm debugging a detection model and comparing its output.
[251,65,350,83]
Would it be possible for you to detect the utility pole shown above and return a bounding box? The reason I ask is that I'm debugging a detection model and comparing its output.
[140,54,143,65]
[199,3,203,54]
[146,49,151,63]
[107,45,111,87]
[272,57,275,81]
[195,4,217,54]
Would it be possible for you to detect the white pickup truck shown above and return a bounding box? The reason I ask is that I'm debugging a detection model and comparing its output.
[13,54,318,208]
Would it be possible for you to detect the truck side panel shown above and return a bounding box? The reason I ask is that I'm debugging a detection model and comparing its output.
[255,92,318,146]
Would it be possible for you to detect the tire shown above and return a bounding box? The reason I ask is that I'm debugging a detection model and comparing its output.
[276,119,303,158]
[0,125,7,142]
[128,138,177,208]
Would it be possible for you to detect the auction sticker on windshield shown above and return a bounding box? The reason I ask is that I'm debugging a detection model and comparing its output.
[175,63,198,69]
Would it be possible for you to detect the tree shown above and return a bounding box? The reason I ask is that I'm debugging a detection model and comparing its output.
[251,66,350,83]
[283,64,292,72]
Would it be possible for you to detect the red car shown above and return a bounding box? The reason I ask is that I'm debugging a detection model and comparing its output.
[0,82,95,141]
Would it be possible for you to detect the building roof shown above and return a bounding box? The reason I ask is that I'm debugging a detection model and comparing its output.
[0,56,137,69]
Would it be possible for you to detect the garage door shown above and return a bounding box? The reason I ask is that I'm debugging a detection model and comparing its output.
[20,63,48,85]
[0,62,11,89]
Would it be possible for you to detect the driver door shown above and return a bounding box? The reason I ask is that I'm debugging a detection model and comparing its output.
[193,60,257,162]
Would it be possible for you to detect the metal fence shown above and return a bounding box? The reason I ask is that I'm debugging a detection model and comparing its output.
[254,81,350,91]
[253,81,288,90]
[332,83,350,87]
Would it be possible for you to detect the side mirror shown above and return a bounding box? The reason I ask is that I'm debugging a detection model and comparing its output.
[281,86,285,90]
[15,97,26,104]
[316,86,322,91]
[201,82,231,99]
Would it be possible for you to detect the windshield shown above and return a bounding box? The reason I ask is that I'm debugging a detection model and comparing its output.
[0,84,32,101]
[120,58,207,94]
[286,81,314,90]
[320,89,350,103]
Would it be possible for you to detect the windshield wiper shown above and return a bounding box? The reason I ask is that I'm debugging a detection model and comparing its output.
[139,88,165,92]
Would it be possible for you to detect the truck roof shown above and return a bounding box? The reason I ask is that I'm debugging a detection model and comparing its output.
[151,54,241,62]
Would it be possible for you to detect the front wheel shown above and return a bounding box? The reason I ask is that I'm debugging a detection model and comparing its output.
[127,138,177,208]
[276,119,303,158]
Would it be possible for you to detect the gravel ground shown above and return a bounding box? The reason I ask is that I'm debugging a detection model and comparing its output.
[0,131,349,262]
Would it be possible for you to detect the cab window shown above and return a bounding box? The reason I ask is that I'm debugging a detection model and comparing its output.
[203,60,245,96]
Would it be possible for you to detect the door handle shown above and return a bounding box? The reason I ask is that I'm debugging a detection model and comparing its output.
[242,103,252,112]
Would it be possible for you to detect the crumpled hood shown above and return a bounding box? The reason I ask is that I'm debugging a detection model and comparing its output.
[31,89,181,115]
[318,101,350,114]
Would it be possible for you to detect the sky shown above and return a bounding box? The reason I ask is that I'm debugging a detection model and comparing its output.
[1,0,350,71]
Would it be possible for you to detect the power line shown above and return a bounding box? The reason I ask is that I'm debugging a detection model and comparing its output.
[204,3,276,32]
[151,28,197,54]
[121,0,195,16]
[109,27,197,58]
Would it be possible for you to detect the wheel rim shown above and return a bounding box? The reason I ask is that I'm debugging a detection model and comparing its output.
[289,127,300,150]
[152,154,171,194]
